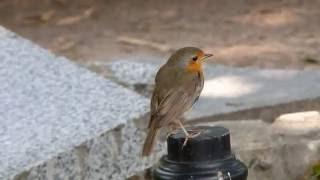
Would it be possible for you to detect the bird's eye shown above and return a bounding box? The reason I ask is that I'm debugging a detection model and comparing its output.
[192,56,198,61]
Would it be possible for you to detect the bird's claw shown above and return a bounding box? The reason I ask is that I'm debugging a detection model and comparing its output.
[182,130,201,148]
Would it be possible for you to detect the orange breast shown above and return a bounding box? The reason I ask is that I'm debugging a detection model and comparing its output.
[187,61,202,72]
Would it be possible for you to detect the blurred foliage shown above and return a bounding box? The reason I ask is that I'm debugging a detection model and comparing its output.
[304,161,320,180]
[312,162,320,179]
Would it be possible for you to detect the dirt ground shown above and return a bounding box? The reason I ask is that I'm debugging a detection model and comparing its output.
[0,0,319,69]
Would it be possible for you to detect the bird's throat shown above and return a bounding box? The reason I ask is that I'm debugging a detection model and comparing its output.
[187,61,202,72]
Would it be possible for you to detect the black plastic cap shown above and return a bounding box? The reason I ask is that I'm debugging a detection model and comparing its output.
[167,126,231,162]
[153,126,248,180]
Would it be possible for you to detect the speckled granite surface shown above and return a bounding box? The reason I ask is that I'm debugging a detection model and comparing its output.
[0,27,155,180]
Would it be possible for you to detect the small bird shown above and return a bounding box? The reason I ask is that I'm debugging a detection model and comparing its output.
[142,47,212,156]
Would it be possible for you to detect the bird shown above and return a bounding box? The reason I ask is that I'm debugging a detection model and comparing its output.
[142,47,212,156]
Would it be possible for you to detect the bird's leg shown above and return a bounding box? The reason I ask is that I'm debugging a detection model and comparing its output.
[178,121,201,148]
[180,118,201,135]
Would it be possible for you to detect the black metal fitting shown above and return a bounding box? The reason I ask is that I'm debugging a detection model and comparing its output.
[152,126,248,180]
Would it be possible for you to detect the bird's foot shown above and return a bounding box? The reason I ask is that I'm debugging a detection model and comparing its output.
[182,130,201,148]
[187,129,202,137]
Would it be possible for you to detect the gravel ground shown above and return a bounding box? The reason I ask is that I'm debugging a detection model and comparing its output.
[0,0,319,69]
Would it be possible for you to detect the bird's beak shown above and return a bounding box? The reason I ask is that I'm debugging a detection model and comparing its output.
[202,53,213,60]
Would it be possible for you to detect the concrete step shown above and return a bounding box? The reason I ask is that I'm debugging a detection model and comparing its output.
[0,27,155,180]
[104,60,320,123]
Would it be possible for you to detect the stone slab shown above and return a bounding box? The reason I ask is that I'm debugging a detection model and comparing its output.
[272,111,320,135]
[0,27,155,179]
[104,60,320,122]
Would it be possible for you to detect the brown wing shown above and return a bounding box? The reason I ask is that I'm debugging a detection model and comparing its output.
[147,65,166,128]
[147,91,159,128]
[149,68,204,128]
[156,89,195,127]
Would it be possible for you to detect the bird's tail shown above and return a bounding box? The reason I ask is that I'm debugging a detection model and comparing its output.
[142,127,159,157]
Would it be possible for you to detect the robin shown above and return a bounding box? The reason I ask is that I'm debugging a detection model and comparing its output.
[142,47,212,156]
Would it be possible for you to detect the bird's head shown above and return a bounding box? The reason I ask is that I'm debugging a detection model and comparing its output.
[167,47,213,72]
